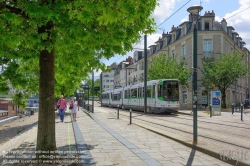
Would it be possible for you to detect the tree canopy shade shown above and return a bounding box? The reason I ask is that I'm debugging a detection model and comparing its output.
[201,52,249,108]
[0,0,157,155]
[147,53,192,87]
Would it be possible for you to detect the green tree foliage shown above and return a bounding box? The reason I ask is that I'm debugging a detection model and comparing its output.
[202,52,249,108]
[0,0,157,153]
[148,54,192,87]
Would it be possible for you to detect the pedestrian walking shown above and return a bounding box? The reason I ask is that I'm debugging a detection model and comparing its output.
[57,95,67,122]
[71,97,79,121]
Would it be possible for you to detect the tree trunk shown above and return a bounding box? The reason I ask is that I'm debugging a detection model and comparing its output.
[222,89,226,108]
[36,47,56,153]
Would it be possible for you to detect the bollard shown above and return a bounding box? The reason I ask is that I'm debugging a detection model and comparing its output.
[232,103,234,114]
[117,105,119,119]
[241,103,243,121]
[210,104,212,118]
[130,109,132,124]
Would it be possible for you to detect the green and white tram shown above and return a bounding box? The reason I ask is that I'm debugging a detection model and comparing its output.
[101,79,179,113]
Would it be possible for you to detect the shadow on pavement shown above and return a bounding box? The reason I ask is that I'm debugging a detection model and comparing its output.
[0,121,38,144]
[186,148,196,166]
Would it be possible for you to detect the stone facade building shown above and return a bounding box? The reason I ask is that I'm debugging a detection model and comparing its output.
[110,6,250,109]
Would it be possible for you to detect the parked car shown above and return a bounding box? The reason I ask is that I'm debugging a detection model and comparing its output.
[24,111,31,116]
[244,99,250,108]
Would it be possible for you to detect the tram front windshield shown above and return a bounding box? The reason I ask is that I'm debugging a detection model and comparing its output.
[162,80,179,101]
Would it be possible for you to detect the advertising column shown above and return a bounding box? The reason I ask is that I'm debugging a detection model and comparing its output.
[211,91,221,116]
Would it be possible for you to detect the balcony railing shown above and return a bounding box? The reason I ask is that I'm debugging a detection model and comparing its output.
[203,51,213,58]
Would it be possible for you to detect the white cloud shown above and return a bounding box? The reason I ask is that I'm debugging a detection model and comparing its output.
[221,0,250,50]
[153,0,176,22]
[181,16,189,23]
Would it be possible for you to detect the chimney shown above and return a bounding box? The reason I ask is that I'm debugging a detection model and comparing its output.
[171,25,175,31]
[221,18,227,33]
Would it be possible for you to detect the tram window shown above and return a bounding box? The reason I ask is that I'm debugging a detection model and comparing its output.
[147,86,151,97]
[131,88,137,98]
[158,85,163,98]
[142,87,144,98]
[125,90,128,98]
[138,88,141,98]
[152,85,155,98]
[163,81,179,100]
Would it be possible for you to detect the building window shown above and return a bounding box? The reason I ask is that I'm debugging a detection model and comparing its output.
[203,39,212,57]
[183,91,187,104]
[106,80,109,82]
[104,75,109,77]
[172,34,175,42]
[172,50,176,59]
[182,45,186,58]
[182,27,186,36]
[205,22,209,30]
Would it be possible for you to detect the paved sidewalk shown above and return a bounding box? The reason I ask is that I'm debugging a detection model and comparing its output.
[0,112,81,165]
[77,108,230,166]
[100,106,250,166]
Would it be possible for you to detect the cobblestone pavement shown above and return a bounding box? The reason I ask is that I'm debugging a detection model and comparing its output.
[0,113,38,145]
[95,104,250,166]
[78,108,230,166]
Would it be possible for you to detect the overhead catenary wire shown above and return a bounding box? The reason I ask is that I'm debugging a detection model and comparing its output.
[157,0,191,28]
[113,0,192,63]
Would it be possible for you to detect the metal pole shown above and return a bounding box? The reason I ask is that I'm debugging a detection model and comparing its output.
[193,22,198,142]
[100,73,102,106]
[144,34,147,114]
[126,69,127,86]
[88,87,89,109]
[235,80,237,112]
[117,105,119,119]
[210,104,212,118]
[92,71,94,113]
[241,103,243,121]
[130,109,132,124]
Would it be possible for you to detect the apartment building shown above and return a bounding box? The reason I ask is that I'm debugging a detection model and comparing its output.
[113,6,250,109]
[100,63,117,92]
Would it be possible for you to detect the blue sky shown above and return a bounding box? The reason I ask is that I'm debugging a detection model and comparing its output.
[95,0,250,76]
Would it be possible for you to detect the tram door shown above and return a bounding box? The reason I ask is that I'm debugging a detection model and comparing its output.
[139,87,144,110]
[152,85,156,108]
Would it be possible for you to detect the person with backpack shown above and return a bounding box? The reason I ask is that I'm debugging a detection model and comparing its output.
[71,97,79,121]
[57,95,67,122]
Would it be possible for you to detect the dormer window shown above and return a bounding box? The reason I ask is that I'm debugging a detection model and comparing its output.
[172,34,175,42]
[205,22,209,30]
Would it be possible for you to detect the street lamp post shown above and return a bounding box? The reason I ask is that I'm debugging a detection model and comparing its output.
[92,71,94,113]
[187,5,203,143]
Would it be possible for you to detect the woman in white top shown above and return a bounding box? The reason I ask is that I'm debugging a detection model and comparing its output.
[71,97,79,121]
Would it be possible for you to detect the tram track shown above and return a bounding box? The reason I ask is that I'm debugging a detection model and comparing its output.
[116,110,250,140]
[97,106,250,152]
[99,106,250,138]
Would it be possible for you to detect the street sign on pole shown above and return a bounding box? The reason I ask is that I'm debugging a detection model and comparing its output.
[82,85,89,90]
